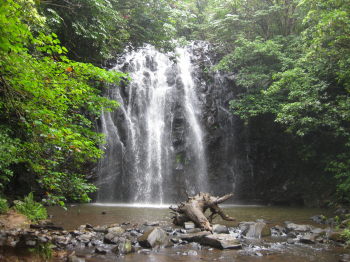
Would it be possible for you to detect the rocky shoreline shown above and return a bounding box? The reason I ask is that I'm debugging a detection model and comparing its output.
[0,213,349,262]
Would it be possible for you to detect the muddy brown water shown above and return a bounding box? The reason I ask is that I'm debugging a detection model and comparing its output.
[43,204,350,262]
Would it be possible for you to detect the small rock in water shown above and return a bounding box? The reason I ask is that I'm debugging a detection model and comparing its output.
[190,242,202,250]
[239,221,270,238]
[187,250,198,256]
[284,222,313,232]
[184,222,195,230]
[138,249,151,255]
[93,225,108,233]
[213,224,229,234]
[138,227,169,248]
[108,226,125,235]
[114,239,133,255]
[310,215,326,224]
[339,253,350,262]
[143,221,160,226]
[299,234,316,244]
[104,233,119,244]
[95,247,107,255]
[287,238,295,244]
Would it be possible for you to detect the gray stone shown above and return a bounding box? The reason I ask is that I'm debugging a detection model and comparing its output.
[114,239,133,255]
[311,228,325,234]
[239,221,270,238]
[187,250,198,256]
[143,221,160,226]
[190,242,202,250]
[93,225,108,233]
[78,233,94,244]
[287,238,295,244]
[108,226,125,235]
[184,222,195,230]
[200,234,242,249]
[104,233,119,244]
[95,247,107,255]
[179,231,211,242]
[138,249,151,254]
[284,222,313,232]
[137,227,169,248]
[310,215,326,224]
[213,224,229,234]
[339,254,350,262]
[299,234,316,244]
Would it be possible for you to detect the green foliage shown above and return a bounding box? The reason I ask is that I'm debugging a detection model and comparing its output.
[14,193,47,222]
[197,0,350,203]
[0,0,126,203]
[0,128,20,189]
[41,0,182,61]
[0,198,9,214]
[341,228,350,246]
[29,242,54,260]
[41,0,129,63]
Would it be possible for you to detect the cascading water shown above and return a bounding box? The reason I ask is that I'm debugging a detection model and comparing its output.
[97,44,208,204]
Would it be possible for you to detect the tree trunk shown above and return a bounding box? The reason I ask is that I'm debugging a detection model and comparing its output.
[169,192,235,231]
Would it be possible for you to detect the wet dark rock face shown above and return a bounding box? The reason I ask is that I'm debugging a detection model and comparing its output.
[182,42,333,205]
[187,42,241,198]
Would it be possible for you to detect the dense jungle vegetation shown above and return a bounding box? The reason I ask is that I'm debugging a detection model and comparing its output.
[0,0,349,209]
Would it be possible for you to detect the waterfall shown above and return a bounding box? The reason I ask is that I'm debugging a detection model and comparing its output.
[97,44,208,204]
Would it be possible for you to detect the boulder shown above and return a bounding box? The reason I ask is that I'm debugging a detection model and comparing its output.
[179,231,210,242]
[137,227,169,248]
[239,221,270,238]
[199,234,242,249]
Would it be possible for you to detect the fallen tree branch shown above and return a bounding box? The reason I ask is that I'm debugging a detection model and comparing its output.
[169,192,235,231]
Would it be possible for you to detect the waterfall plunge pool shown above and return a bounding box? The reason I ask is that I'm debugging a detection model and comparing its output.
[47,203,331,230]
[43,204,346,262]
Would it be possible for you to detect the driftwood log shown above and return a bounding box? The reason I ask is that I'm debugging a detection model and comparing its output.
[169,192,235,231]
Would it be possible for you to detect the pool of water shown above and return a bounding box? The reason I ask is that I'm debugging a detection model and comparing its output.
[47,203,332,230]
[42,204,349,262]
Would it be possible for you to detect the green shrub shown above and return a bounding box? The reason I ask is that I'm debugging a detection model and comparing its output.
[14,193,47,222]
[0,198,9,214]
[341,228,350,246]
[29,242,53,259]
